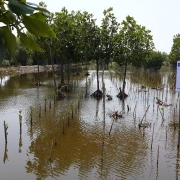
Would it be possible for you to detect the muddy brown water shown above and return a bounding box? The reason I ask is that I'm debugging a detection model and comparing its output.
[0,68,179,180]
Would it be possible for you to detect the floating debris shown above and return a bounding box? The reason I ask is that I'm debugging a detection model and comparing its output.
[156,97,172,106]
[138,122,151,129]
[108,110,123,119]
[106,94,113,100]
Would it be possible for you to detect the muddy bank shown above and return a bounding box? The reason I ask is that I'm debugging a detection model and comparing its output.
[0,65,57,75]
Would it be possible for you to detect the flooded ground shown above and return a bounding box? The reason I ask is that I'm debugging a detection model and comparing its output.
[0,67,179,180]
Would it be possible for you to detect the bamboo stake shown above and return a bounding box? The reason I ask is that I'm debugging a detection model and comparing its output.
[140,105,150,124]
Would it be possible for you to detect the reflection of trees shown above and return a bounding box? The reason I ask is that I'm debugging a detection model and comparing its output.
[25,112,148,179]
[0,72,53,100]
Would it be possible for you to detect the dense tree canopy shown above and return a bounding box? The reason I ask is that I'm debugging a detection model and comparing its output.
[2,2,173,71]
[169,34,180,67]
[144,51,164,71]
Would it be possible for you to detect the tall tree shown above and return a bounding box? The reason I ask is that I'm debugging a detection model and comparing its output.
[101,7,119,69]
[169,33,180,67]
[114,16,154,99]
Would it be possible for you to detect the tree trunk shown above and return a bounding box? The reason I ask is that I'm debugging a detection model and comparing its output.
[96,59,100,91]
[50,45,57,93]
[60,57,64,85]
[37,60,40,84]
[67,57,70,85]
[122,58,127,99]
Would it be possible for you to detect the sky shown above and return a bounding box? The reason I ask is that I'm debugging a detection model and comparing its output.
[30,0,180,54]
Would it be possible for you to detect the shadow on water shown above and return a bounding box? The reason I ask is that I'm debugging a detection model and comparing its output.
[0,68,180,180]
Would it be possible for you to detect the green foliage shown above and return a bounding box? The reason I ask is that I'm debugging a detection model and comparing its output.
[101,7,119,66]
[113,16,154,67]
[19,32,41,51]
[0,0,56,63]
[144,51,164,71]
[169,34,180,67]
[22,15,56,38]
[2,59,10,66]
[14,38,28,65]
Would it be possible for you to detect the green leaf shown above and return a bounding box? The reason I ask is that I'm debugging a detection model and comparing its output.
[1,26,16,56]
[22,15,56,38]
[25,2,50,14]
[0,11,15,24]
[8,0,35,15]
[30,12,47,22]
[19,32,42,52]
[19,0,26,3]
[0,29,6,64]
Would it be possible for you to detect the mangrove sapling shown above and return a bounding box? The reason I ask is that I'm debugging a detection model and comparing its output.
[71,102,74,119]
[49,96,51,110]
[151,123,155,150]
[53,91,56,105]
[166,125,168,140]
[62,117,65,134]
[49,139,54,161]
[67,111,70,125]
[139,105,150,128]
[39,104,41,118]
[44,97,47,112]
[3,121,8,144]
[19,110,22,134]
[158,106,165,123]
[157,145,160,167]
[19,133,22,153]
[133,101,137,120]
[30,106,33,126]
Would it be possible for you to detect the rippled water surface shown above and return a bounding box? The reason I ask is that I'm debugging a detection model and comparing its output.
[0,68,180,180]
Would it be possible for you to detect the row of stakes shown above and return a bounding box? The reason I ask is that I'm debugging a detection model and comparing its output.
[3,75,93,163]
[3,91,82,147]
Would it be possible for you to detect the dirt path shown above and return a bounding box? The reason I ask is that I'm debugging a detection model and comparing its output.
[0,65,57,75]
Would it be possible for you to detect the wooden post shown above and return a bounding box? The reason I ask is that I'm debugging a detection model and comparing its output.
[177,99,180,148]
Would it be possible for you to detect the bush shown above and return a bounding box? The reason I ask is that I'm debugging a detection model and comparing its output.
[144,51,164,71]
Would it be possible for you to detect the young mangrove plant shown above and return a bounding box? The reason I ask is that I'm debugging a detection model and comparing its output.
[3,121,8,144]
[39,104,41,118]
[44,97,47,112]
[30,106,33,126]
[19,110,22,134]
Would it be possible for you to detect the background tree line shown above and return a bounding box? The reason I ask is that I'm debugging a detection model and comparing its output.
[0,1,177,71]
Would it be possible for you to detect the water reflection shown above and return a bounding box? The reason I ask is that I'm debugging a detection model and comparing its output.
[0,68,180,179]
[0,76,10,87]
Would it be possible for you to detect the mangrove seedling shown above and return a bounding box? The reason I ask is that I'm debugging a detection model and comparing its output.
[44,97,47,112]
[30,106,33,125]
[3,121,8,144]
[19,110,22,133]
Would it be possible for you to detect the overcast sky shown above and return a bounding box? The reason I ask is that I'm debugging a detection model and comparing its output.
[30,0,180,54]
